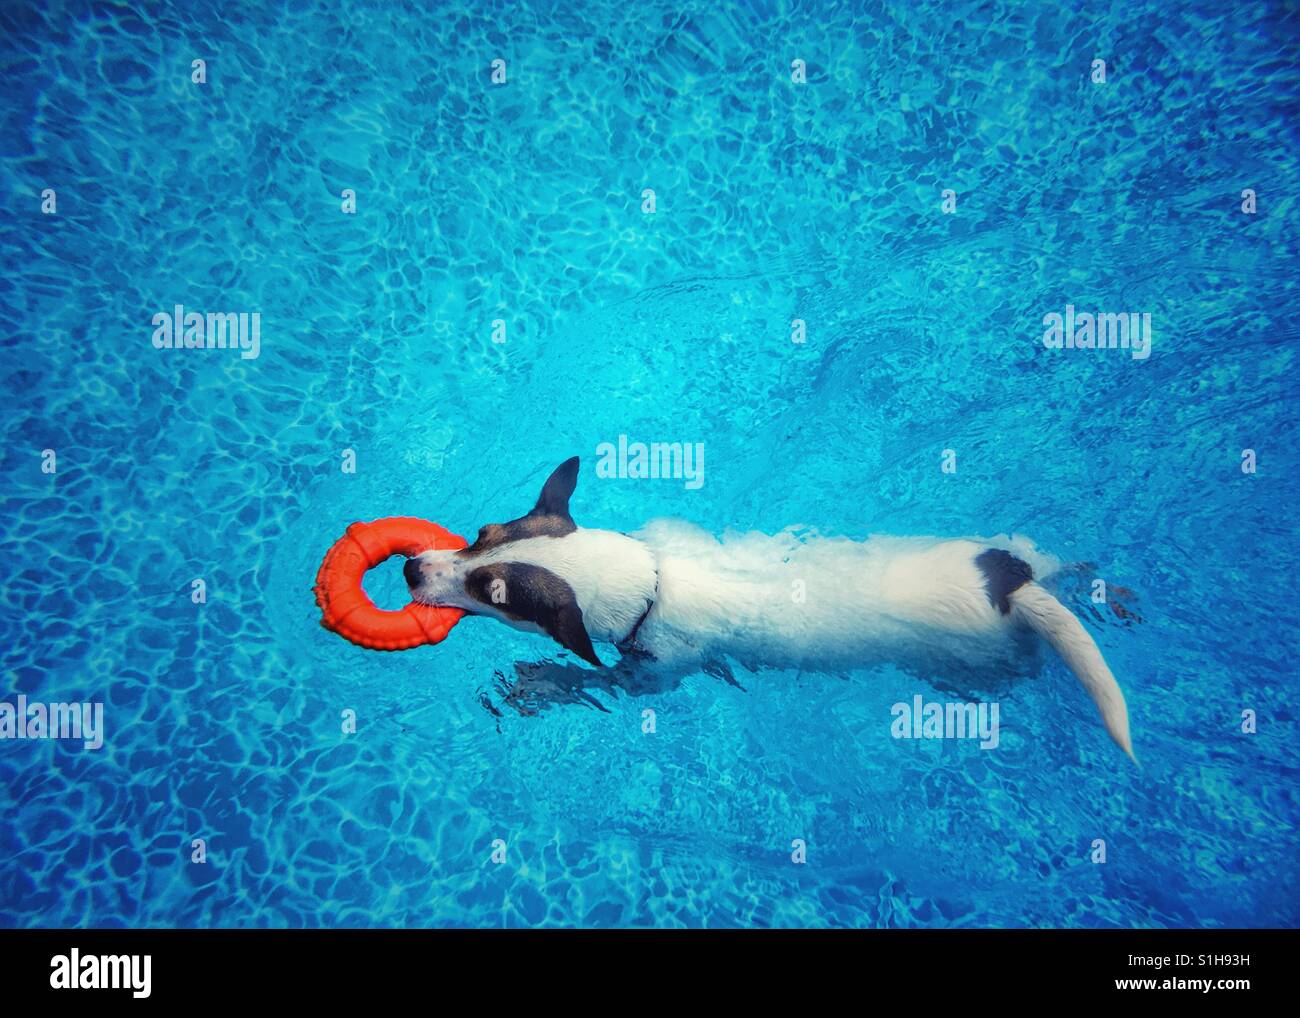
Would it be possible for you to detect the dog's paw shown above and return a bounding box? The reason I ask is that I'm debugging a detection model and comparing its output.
[1106,584,1145,625]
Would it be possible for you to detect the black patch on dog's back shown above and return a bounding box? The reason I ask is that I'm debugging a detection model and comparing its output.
[975,548,1033,614]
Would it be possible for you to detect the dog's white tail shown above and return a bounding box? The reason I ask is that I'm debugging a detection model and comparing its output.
[1009,582,1135,762]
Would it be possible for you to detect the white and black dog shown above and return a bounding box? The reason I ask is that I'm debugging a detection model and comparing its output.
[404,457,1134,759]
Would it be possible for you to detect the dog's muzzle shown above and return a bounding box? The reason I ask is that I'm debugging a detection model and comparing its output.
[403,557,422,588]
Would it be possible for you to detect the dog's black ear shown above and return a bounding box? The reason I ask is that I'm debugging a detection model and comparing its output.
[464,561,603,667]
[530,456,579,521]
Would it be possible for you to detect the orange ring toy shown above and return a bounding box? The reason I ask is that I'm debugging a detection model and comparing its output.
[313,517,467,651]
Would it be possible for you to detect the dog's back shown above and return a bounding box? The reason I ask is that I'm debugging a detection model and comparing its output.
[629,519,1133,759]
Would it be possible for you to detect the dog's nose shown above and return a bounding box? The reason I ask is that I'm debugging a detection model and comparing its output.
[403,558,422,588]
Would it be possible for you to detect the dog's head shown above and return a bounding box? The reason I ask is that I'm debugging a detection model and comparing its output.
[405,456,654,667]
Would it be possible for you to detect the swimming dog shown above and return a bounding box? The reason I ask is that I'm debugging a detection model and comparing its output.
[404,457,1135,759]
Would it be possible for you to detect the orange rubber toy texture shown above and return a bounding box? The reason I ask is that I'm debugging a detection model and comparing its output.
[313,517,467,651]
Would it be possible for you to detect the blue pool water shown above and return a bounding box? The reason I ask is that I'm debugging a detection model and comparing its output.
[2,0,1298,928]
